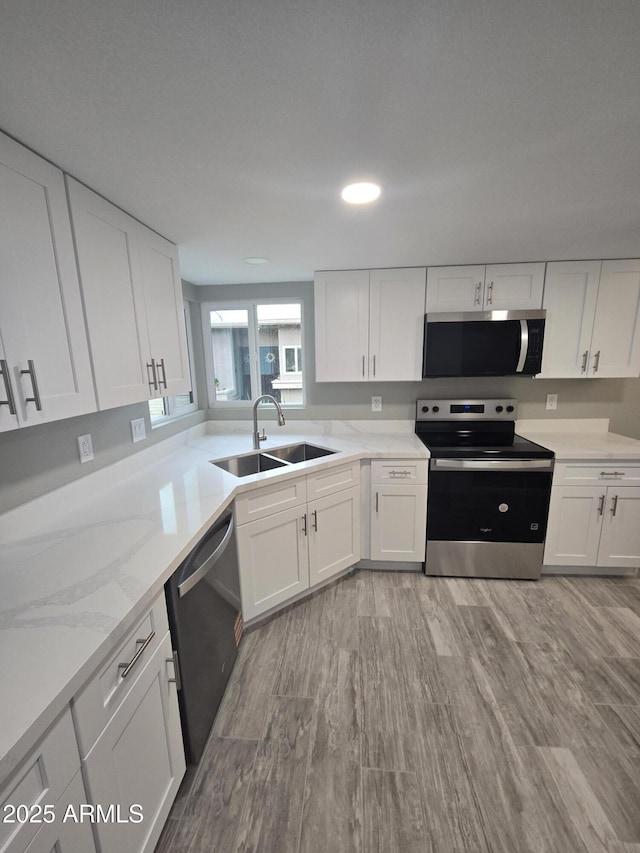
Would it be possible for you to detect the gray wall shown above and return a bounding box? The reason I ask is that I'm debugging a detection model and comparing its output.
[2,278,640,514]
[196,281,640,438]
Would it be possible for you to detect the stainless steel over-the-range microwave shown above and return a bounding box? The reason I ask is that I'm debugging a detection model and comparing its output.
[422,309,546,378]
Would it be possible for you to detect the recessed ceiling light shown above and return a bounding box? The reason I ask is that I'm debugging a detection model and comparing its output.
[243,257,270,265]
[341,182,381,204]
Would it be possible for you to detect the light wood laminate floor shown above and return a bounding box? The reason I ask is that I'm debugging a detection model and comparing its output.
[156,571,640,853]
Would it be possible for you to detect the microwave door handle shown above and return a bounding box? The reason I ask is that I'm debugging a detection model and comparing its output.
[515,319,528,373]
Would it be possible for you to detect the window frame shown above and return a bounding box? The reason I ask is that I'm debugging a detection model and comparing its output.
[149,299,198,427]
[201,296,306,409]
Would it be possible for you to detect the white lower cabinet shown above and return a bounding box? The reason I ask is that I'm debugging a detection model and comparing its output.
[23,773,96,853]
[0,709,94,853]
[236,464,361,620]
[370,460,428,562]
[79,632,185,853]
[544,463,640,569]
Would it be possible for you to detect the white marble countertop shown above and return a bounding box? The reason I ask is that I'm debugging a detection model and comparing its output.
[0,421,428,788]
[516,419,640,461]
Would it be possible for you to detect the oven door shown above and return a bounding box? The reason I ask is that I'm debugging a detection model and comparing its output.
[425,458,553,579]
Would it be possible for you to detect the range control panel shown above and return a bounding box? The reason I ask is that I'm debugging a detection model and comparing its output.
[416,398,518,421]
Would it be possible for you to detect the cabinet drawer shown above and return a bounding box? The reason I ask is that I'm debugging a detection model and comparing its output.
[371,459,428,485]
[235,476,307,525]
[72,594,168,757]
[1,708,79,853]
[306,461,361,499]
[553,462,640,486]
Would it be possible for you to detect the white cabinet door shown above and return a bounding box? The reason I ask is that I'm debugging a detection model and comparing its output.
[67,178,152,410]
[308,486,360,586]
[0,133,95,430]
[425,265,485,313]
[370,484,427,562]
[598,487,640,568]
[237,505,309,620]
[23,773,96,853]
[314,270,369,381]
[81,633,185,853]
[484,262,545,311]
[539,261,601,378]
[543,486,603,566]
[369,267,425,380]
[590,259,640,377]
[138,226,191,396]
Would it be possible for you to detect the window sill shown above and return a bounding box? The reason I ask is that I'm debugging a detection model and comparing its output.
[150,408,200,430]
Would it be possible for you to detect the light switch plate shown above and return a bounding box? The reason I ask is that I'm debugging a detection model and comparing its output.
[131,418,147,443]
[546,393,558,411]
[371,396,382,412]
[77,434,94,464]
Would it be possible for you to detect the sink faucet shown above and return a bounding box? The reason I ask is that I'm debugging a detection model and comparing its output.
[252,394,286,449]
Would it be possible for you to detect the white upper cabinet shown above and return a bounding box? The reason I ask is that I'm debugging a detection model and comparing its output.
[540,259,640,378]
[314,269,369,381]
[0,133,96,432]
[314,267,426,382]
[68,179,190,409]
[590,259,640,377]
[426,262,545,313]
[138,225,190,396]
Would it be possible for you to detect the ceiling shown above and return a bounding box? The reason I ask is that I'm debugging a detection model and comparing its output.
[1,0,639,285]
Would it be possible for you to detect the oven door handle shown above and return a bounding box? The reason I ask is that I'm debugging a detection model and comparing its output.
[431,458,554,471]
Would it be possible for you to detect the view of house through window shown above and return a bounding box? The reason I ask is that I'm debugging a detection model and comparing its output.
[208,302,303,405]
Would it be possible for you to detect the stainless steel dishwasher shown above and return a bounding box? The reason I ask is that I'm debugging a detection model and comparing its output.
[165,510,242,765]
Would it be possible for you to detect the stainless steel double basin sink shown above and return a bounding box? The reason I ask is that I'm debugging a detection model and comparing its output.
[211,443,336,478]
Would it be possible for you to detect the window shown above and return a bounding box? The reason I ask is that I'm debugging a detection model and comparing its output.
[149,300,198,424]
[203,300,304,407]
[284,346,302,373]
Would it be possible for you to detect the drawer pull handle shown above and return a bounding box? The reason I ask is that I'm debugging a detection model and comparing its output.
[593,350,601,373]
[600,471,625,478]
[166,650,182,690]
[118,631,155,678]
[611,494,619,517]
[598,494,605,516]
[389,470,411,478]
[21,360,42,410]
[375,491,379,513]
[0,360,17,415]
[301,513,307,536]
[312,510,318,531]
[581,350,589,373]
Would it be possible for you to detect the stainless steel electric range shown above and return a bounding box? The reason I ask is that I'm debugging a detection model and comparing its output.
[416,398,554,580]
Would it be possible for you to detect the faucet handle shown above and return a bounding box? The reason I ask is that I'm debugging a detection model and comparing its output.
[259,428,267,442]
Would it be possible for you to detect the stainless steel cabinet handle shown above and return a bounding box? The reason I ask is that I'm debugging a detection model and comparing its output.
[20,360,42,410]
[312,510,318,531]
[373,354,376,377]
[600,471,625,478]
[375,491,379,513]
[362,355,365,377]
[118,630,155,678]
[581,350,589,373]
[0,360,17,415]
[301,513,307,536]
[593,350,601,373]
[486,281,494,305]
[598,494,605,516]
[147,359,158,392]
[389,470,411,478]
[611,494,619,517]
[475,282,482,305]
[166,650,182,690]
[158,358,168,390]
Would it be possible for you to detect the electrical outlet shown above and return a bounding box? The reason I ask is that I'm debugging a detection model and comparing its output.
[371,396,382,413]
[131,418,147,443]
[77,434,94,463]
[546,393,558,411]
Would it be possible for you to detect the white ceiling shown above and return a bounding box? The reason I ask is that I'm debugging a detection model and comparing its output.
[1,0,639,285]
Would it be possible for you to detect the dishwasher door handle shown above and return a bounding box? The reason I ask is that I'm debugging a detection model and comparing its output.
[178,515,235,598]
